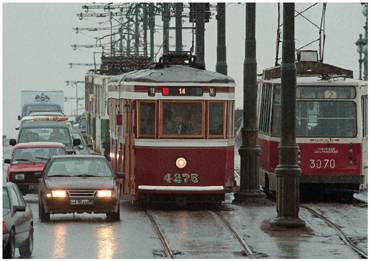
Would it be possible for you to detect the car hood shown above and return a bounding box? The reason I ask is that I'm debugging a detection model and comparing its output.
[9,162,45,173]
[45,177,115,190]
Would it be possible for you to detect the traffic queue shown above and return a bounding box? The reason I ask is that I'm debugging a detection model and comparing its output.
[3,108,119,259]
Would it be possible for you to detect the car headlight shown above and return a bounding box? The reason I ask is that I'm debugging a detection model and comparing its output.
[96,190,112,198]
[51,190,67,198]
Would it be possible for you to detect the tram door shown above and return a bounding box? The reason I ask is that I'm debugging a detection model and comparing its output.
[123,99,136,201]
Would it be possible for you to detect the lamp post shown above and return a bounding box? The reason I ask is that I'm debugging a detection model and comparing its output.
[362,3,368,80]
[356,34,365,80]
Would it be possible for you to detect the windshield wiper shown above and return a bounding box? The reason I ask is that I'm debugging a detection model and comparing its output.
[74,174,98,177]
[13,158,31,162]
[34,156,50,161]
[48,174,69,177]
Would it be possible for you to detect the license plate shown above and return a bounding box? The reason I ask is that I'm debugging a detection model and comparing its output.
[70,199,94,205]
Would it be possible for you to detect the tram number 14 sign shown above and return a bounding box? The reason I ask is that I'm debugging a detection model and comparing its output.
[163,173,200,184]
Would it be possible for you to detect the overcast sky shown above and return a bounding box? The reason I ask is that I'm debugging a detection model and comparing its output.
[3,2,366,137]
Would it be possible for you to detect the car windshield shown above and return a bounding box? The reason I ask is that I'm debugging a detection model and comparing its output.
[23,104,62,117]
[3,187,10,209]
[47,158,112,177]
[19,127,72,145]
[13,147,65,163]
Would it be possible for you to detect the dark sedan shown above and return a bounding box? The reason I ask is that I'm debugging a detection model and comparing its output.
[3,183,34,258]
[38,155,121,222]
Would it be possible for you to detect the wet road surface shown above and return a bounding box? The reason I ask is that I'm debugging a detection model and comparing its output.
[3,145,368,259]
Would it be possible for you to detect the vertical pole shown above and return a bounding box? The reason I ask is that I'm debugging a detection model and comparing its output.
[149,3,155,61]
[270,3,305,228]
[234,3,265,203]
[110,11,113,56]
[162,3,170,55]
[175,3,183,52]
[195,3,205,67]
[143,3,148,57]
[75,83,78,117]
[363,4,368,80]
[119,8,124,56]
[126,12,131,57]
[216,3,227,75]
[135,5,139,56]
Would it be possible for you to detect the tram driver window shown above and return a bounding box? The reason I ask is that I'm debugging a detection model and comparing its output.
[138,102,155,138]
[209,102,225,137]
[161,102,203,137]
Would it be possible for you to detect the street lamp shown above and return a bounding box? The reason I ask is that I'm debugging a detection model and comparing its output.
[356,34,365,80]
[361,3,368,80]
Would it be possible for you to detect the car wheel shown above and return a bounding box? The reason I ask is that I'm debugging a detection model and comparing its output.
[39,202,50,222]
[4,228,15,259]
[106,204,120,222]
[19,227,33,257]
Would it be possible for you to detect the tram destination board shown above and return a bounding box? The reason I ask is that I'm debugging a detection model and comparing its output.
[162,87,203,96]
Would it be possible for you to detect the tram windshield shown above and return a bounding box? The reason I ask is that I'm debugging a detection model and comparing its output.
[272,86,357,138]
[161,102,203,136]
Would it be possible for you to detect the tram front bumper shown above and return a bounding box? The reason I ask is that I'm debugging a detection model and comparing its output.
[300,175,364,184]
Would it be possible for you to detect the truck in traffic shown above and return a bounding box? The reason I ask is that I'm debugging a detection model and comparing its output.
[19,90,64,119]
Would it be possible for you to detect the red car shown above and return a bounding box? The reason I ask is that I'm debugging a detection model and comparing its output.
[4,142,66,194]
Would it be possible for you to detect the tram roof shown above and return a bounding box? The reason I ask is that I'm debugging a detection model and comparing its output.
[261,75,367,85]
[109,65,235,85]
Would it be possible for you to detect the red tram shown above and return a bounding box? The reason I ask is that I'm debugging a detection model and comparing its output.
[258,55,368,196]
[107,54,236,204]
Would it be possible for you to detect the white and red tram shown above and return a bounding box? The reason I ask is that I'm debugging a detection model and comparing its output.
[107,54,236,204]
[258,59,368,196]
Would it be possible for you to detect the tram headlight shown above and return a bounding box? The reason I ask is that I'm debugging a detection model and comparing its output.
[176,157,187,169]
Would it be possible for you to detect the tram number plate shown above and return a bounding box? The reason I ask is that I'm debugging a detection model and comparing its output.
[70,199,94,205]
[309,159,336,169]
[163,173,200,184]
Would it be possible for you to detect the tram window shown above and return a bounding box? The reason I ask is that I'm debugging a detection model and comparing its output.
[138,101,156,137]
[259,84,272,134]
[227,101,235,138]
[271,86,281,136]
[209,102,225,137]
[161,101,203,137]
[362,95,368,137]
[296,101,357,138]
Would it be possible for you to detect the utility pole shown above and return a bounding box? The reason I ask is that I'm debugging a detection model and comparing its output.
[175,3,183,52]
[126,11,131,56]
[234,3,265,203]
[270,3,305,228]
[362,3,368,80]
[216,3,227,75]
[149,3,155,60]
[134,4,139,56]
[65,81,84,117]
[162,3,170,55]
[143,3,148,57]
[195,3,206,67]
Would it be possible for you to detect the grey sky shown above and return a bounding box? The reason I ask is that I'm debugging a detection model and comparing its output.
[3,2,366,137]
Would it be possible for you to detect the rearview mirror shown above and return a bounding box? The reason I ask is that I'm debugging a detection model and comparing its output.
[15,127,19,130]
[17,115,21,121]
[73,138,81,146]
[4,159,11,164]
[115,172,125,179]
[9,139,16,146]
[14,205,26,212]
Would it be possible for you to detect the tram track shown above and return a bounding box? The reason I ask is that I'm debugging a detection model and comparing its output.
[302,205,368,259]
[145,210,175,259]
[209,210,255,258]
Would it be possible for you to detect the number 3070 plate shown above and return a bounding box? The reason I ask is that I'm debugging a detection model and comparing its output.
[70,199,93,205]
